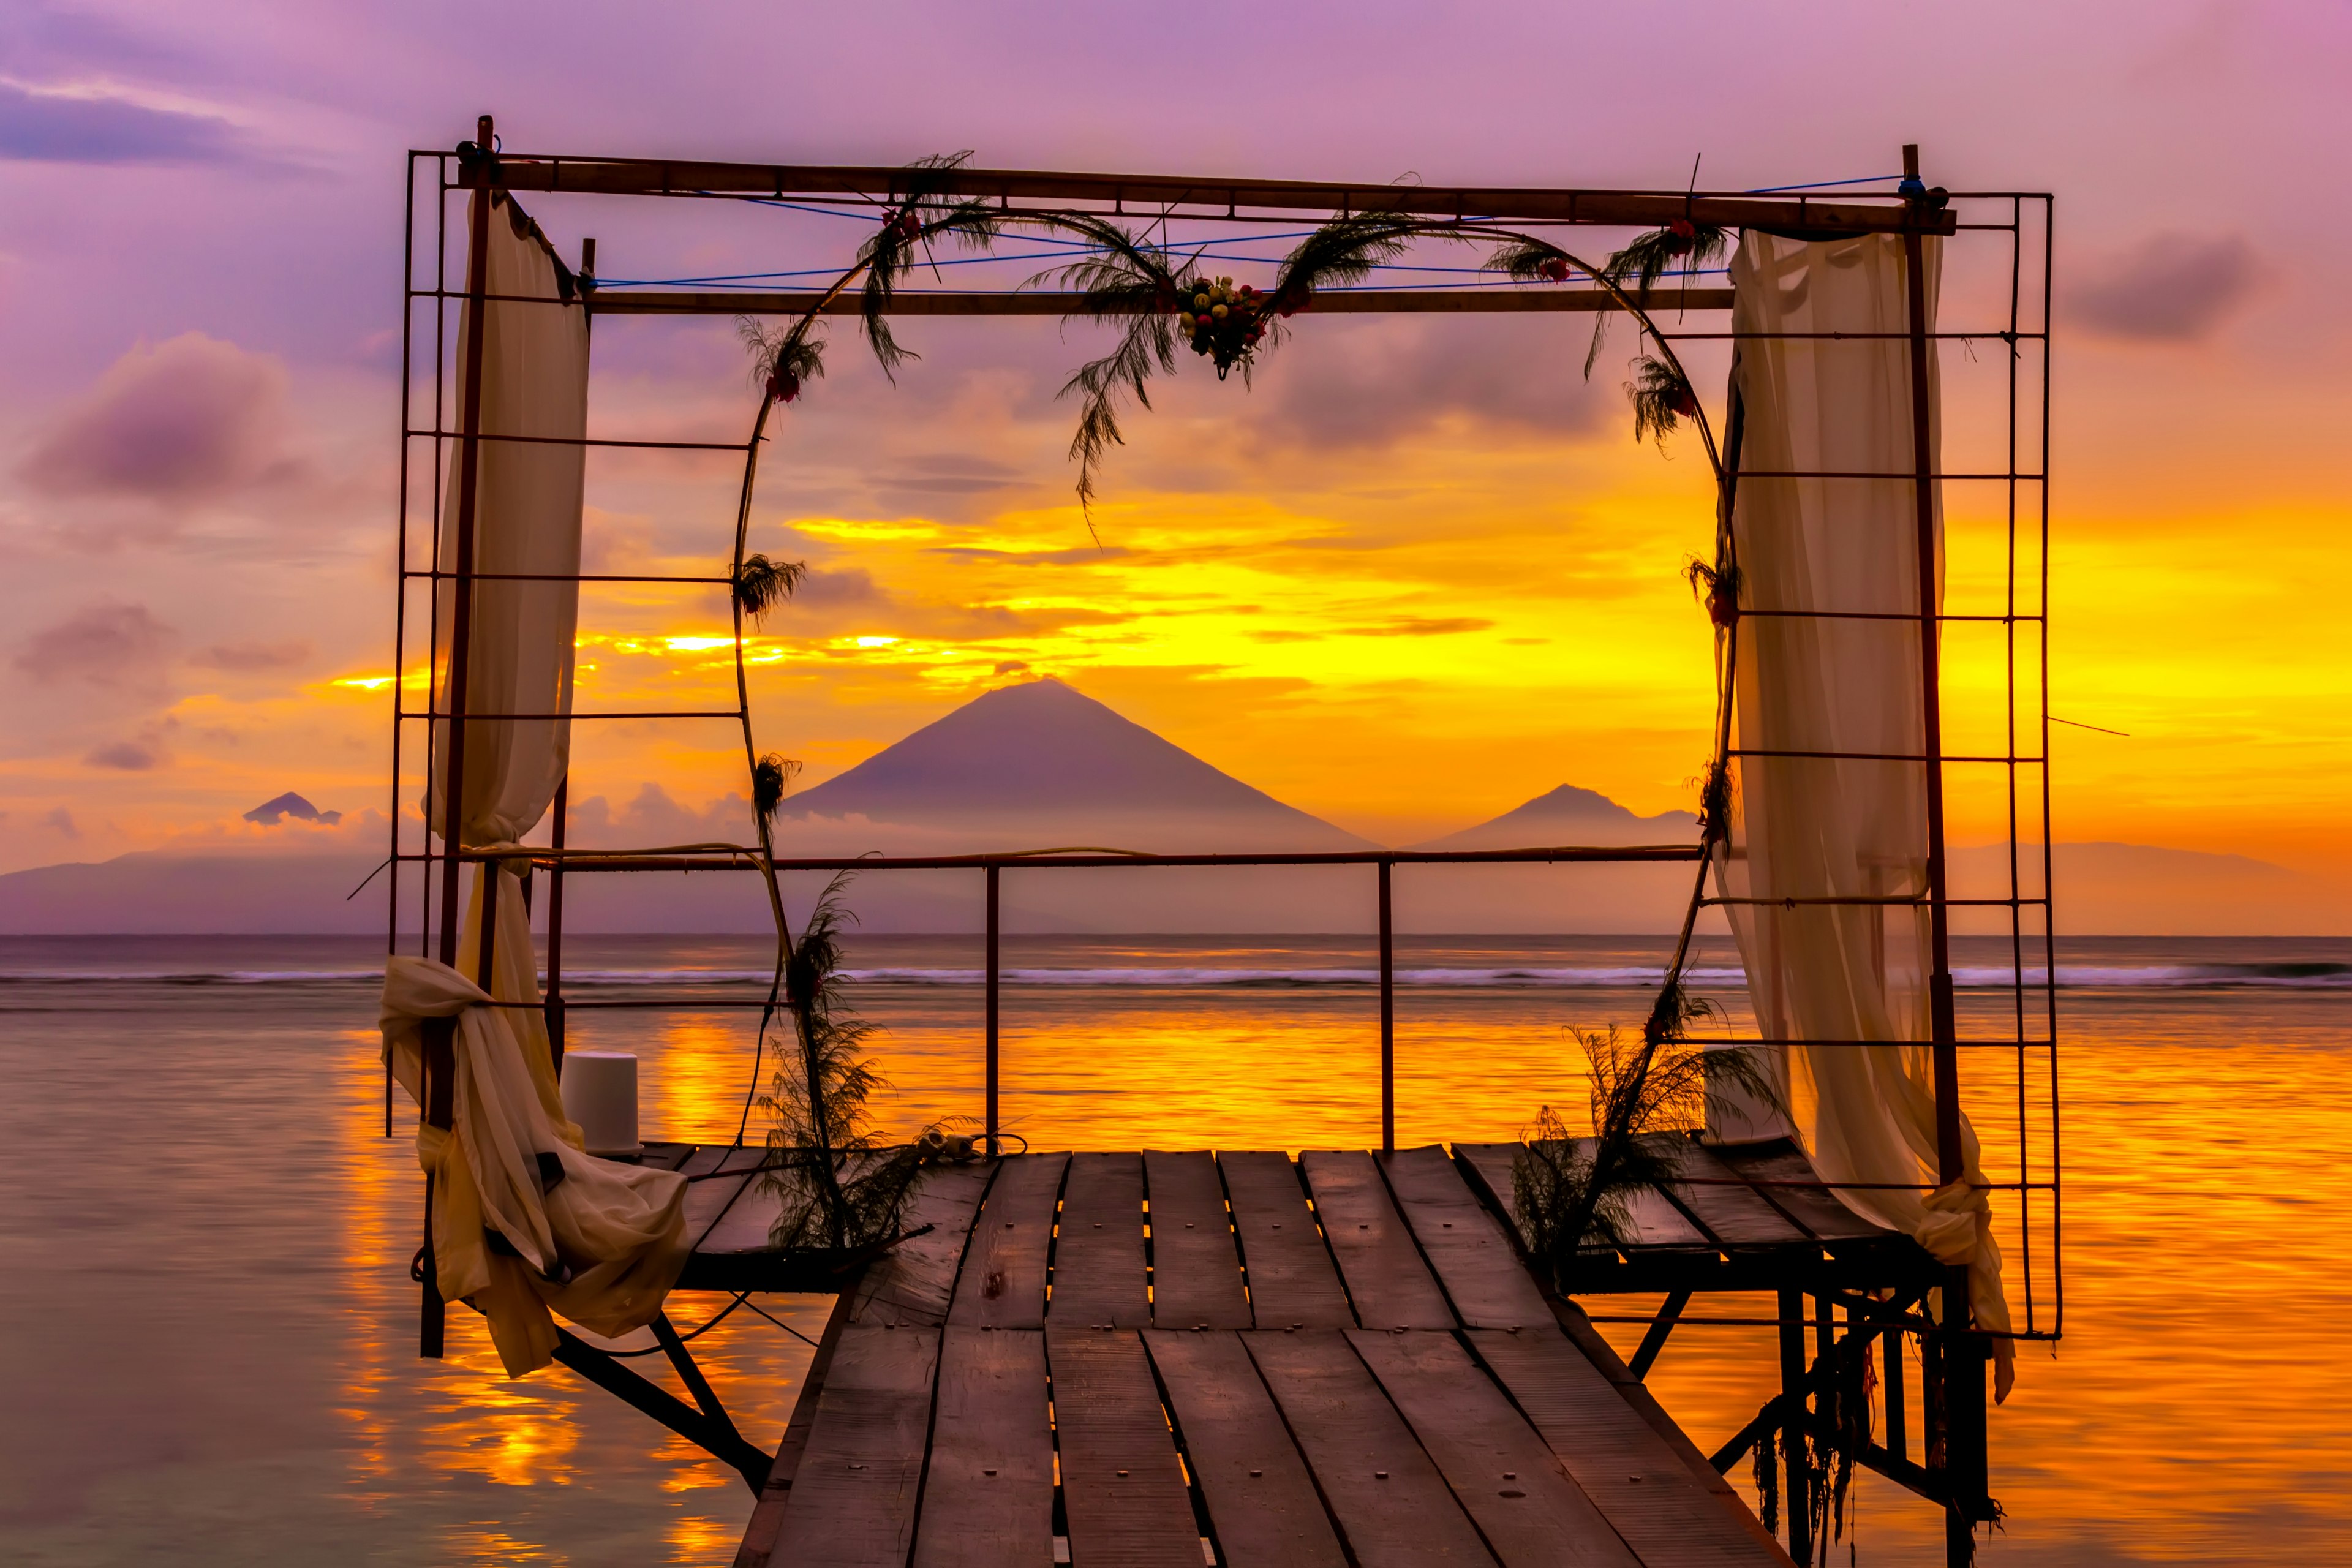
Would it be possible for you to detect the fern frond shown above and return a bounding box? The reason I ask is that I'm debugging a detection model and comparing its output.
[1583,218,1729,377]
[735,553,806,624]
[752,752,801,829]
[737,317,828,403]
[1629,355,1700,445]
[1268,212,1422,317]
[1684,556,1743,630]
[1485,236,1576,285]
[1035,213,1191,532]
[857,151,1005,381]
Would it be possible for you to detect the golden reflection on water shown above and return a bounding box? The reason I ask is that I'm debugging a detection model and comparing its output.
[312,949,2352,1567]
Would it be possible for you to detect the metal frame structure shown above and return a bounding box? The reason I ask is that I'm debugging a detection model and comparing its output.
[389,119,2056,1565]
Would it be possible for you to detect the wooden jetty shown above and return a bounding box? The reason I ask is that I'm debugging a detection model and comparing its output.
[597,1140,1879,1567]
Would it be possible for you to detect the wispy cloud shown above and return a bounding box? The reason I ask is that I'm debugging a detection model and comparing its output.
[20,333,296,502]
[2070,233,2263,343]
[0,78,252,166]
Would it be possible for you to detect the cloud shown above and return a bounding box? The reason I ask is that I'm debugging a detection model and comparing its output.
[2070,233,2261,342]
[0,80,251,166]
[1246,314,1613,452]
[190,639,312,673]
[933,544,1134,566]
[1344,616,1496,638]
[793,566,887,608]
[85,736,167,770]
[43,808,79,839]
[19,333,294,502]
[993,660,1030,675]
[13,601,175,687]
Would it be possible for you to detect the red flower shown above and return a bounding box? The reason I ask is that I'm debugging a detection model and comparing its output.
[771,371,801,404]
[1667,386,1698,418]
[1537,257,1570,282]
[1668,217,1696,239]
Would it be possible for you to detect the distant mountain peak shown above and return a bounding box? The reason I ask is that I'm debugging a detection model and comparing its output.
[1415,782,1697,851]
[243,792,342,826]
[780,678,1366,849]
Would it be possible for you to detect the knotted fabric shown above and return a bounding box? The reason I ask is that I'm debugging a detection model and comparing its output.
[380,870,688,1375]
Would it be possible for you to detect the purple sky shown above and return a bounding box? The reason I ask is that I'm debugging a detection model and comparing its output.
[1,1,2345,877]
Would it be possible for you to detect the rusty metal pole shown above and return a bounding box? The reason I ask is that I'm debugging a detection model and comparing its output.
[1902,143,1988,1567]
[985,864,1000,1155]
[420,113,496,1360]
[1378,859,1395,1155]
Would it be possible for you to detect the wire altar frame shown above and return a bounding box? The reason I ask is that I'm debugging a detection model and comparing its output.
[387,142,2060,1354]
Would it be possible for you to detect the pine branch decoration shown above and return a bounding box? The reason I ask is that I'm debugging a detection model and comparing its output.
[756,872,930,1251]
[1512,1024,1781,1291]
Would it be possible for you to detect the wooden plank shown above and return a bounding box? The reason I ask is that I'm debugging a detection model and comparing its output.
[850,1160,992,1327]
[1348,1329,1638,1568]
[1468,1327,1789,1567]
[1709,1140,1887,1243]
[1380,1145,1551,1329]
[1245,1330,1498,1567]
[1144,1330,1348,1568]
[1047,1329,1202,1568]
[1217,1152,1354,1329]
[910,1327,1054,1568]
[949,1153,1068,1329]
[682,1147,779,1254]
[734,1291,854,1568]
[1656,1140,1808,1248]
[594,287,1736,318]
[765,1325,941,1568]
[1145,1151,1250,1330]
[1298,1150,1453,1330]
[1051,1152,1151,1329]
[1457,1141,1711,1250]
[482,154,1952,235]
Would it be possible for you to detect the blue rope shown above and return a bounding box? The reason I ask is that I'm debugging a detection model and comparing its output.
[1743,174,1904,194]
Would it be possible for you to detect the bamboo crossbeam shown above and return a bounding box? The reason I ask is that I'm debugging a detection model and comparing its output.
[469,156,1957,236]
[586,286,1736,317]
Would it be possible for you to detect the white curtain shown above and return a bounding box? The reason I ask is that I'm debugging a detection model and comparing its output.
[426,192,588,849]
[388,196,688,1375]
[1715,230,2015,1400]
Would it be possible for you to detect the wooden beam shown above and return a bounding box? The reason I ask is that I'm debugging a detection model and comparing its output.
[588,285,1735,317]
[472,154,1956,235]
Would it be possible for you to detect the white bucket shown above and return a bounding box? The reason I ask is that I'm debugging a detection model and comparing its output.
[561,1050,641,1156]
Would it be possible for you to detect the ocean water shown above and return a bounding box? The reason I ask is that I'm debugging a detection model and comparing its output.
[1,932,2346,1566]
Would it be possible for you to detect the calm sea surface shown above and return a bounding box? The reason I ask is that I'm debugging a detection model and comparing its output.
[2,933,2346,1566]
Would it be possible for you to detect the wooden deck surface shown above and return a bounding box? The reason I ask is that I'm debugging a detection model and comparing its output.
[723,1144,1802,1568]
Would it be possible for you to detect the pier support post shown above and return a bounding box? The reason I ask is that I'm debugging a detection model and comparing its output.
[1778,1284,1811,1563]
[1942,1263,1991,1565]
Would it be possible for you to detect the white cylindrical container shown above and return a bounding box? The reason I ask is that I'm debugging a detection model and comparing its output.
[562,1050,641,1156]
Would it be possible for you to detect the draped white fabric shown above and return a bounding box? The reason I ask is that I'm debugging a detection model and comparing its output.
[380,937,691,1378]
[388,197,689,1376]
[425,193,589,848]
[1716,230,2015,1400]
